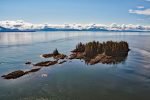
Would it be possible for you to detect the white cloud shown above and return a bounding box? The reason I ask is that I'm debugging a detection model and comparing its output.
[145,0,150,2]
[0,20,150,32]
[129,9,150,15]
[137,19,145,21]
[137,6,144,9]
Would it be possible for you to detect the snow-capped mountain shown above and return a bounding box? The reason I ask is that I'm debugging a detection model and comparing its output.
[0,20,150,32]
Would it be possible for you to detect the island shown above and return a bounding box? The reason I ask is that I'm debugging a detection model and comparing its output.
[70,41,130,65]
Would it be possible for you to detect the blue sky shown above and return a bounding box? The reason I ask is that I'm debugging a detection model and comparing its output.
[0,0,150,25]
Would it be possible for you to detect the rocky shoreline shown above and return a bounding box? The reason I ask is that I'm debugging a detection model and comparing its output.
[1,41,130,79]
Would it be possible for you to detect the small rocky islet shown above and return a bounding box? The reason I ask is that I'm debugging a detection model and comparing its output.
[42,49,67,59]
[1,41,130,79]
[70,41,130,65]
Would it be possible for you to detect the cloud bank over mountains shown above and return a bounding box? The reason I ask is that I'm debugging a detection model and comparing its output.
[129,9,150,15]
[0,20,150,32]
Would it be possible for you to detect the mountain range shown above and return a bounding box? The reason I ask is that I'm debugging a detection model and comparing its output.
[0,20,150,32]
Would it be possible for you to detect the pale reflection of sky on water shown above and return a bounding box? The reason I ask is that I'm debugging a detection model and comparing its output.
[0,32,150,46]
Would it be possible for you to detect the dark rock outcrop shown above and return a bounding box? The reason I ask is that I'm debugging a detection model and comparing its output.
[34,61,58,67]
[2,70,25,79]
[2,68,41,79]
[42,49,67,59]
[25,62,32,65]
[42,53,53,58]
[25,68,41,73]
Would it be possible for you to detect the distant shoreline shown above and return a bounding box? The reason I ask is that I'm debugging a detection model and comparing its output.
[1,20,150,32]
[1,30,150,32]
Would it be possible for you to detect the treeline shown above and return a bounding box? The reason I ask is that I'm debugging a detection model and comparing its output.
[73,41,129,58]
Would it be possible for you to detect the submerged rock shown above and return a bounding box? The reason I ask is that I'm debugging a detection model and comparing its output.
[34,61,57,67]
[59,60,67,64]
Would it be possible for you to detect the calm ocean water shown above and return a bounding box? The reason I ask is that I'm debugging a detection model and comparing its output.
[0,32,150,100]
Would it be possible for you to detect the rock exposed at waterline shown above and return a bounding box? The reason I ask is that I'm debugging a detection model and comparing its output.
[25,61,32,65]
[25,68,41,73]
[33,61,58,67]
[69,54,77,59]
[69,53,85,60]
[1,68,41,79]
[2,70,25,79]
[54,54,67,59]
[88,54,125,65]
[42,53,53,58]
[42,49,67,59]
